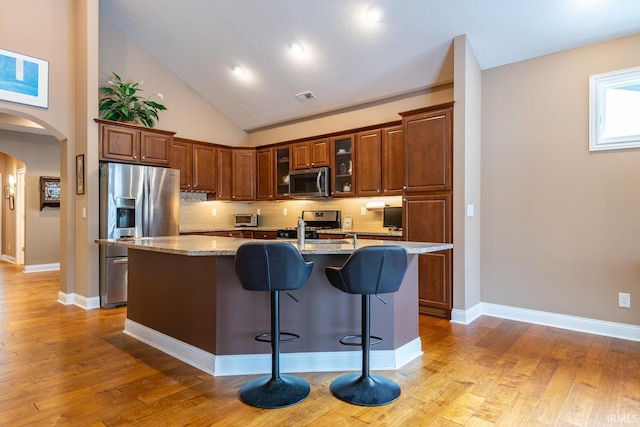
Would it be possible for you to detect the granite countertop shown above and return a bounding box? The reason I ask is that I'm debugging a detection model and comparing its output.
[179,227,403,237]
[95,235,450,257]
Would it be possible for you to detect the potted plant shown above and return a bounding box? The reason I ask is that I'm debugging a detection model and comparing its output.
[98,72,167,128]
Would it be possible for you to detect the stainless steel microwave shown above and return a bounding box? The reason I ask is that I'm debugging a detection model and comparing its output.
[233,213,258,227]
[288,167,330,198]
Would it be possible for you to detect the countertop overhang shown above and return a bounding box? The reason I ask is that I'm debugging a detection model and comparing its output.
[95,235,452,256]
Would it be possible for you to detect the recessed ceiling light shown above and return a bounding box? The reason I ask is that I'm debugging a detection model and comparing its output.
[289,42,305,55]
[365,6,383,22]
[232,65,247,77]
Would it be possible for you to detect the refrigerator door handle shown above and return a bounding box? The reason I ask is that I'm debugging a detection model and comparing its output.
[113,258,128,264]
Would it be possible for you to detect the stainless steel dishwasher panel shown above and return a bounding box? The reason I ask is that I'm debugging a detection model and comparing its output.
[100,255,128,308]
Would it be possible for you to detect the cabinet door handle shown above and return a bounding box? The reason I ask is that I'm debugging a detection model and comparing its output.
[403,185,407,190]
[142,156,146,160]
[133,155,137,159]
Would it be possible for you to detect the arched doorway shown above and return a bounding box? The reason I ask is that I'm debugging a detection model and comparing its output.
[0,112,63,271]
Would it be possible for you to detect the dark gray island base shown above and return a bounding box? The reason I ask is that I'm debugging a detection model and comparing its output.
[97,236,453,376]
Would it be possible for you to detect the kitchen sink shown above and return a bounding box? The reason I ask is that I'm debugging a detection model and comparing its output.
[304,239,352,244]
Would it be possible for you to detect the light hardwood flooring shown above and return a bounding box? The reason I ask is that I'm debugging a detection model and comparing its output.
[0,262,639,426]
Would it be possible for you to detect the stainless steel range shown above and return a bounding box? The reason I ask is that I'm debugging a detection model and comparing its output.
[276,210,341,239]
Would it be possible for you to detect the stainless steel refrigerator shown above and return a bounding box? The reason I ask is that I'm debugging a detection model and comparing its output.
[99,162,180,308]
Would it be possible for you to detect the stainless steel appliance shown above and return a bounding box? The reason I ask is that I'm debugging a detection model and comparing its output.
[288,167,330,198]
[234,213,258,227]
[276,210,341,239]
[99,162,180,308]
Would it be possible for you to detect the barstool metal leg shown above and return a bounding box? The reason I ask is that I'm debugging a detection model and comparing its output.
[330,294,401,406]
[240,291,310,409]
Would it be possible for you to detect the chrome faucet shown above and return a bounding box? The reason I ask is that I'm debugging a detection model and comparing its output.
[297,217,306,246]
[345,233,357,248]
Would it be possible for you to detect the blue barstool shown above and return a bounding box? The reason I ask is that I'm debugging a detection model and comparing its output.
[233,242,313,409]
[325,245,408,406]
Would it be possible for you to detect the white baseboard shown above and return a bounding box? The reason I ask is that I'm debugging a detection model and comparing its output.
[124,319,423,377]
[1,255,16,263]
[57,291,100,309]
[451,302,640,342]
[24,263,60,273]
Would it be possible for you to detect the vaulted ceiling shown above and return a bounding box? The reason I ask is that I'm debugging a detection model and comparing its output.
[8,1,640,135]
[99,0,640,131]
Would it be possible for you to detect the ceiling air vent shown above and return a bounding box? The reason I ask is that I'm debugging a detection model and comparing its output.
[295,91,316,102]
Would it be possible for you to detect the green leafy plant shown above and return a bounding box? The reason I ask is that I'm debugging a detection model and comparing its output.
[98,72,167,128]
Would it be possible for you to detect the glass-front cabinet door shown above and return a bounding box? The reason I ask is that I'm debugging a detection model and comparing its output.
[275,145,291,199]
[330,134,355,197]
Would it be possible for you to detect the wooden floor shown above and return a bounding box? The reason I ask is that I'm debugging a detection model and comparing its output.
[0,263,639,426]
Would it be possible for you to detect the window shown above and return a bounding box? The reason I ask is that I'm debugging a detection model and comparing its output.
[589,66,640,151]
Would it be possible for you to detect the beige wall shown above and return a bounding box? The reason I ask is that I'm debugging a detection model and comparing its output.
[482,34,640,325]
[453,35,483,311]
[99,16,248,147]
[0,0,79,296]
[0,131,60,266]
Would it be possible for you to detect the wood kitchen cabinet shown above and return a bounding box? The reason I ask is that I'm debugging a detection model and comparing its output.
[330,134,356,197]
[404,193,453,318]
[381,125,404,195]
[355,125,403,197]
[292,138,330,169]
[231,149,256,201]
[256,148,274,200]
[97,119,174,166]
[172,138,217,192]
[275,146,291,199]
[216,148,232,200]
[355,129,382,196]
[217,148,255,201]
[254,231,277,240]
[401,104,453,193]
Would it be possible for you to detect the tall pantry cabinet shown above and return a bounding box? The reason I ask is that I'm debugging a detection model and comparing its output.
[401,102,454,318]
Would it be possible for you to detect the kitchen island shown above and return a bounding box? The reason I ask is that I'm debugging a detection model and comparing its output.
[96,235,452,376]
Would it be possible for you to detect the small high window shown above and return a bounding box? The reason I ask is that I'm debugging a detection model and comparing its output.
[589,66,640,151]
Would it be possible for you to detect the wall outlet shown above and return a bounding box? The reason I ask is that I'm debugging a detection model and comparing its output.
[343,216,353,230]
[361,207,366,216]
[619,292,631,308]
[211,208,217,217]
[256,208,261,215]
[283,208,288,216]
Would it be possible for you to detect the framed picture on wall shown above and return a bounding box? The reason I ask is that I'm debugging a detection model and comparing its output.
[0,48,49,109]
[40,176,60,210]
[76,154,85,195]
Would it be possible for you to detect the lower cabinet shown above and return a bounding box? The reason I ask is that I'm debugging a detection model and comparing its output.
[404,194,453,318]
[253,231,277,240]
[417,250,452,318]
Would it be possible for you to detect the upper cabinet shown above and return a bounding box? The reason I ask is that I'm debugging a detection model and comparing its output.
[401,104,453,193]
[330,134,355,197]
[292,138,330,169]
[355,130,382,196]
[96,119,174,166]
[275,146,291,199]
[172,138,217,192]
[216,148,232,200]
[231,149,256,201]
[256,147,274,200]
[355,125,404,197]
[381,125,404,195]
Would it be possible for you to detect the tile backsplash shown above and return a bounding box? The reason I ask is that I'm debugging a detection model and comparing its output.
[179,194,402,232]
